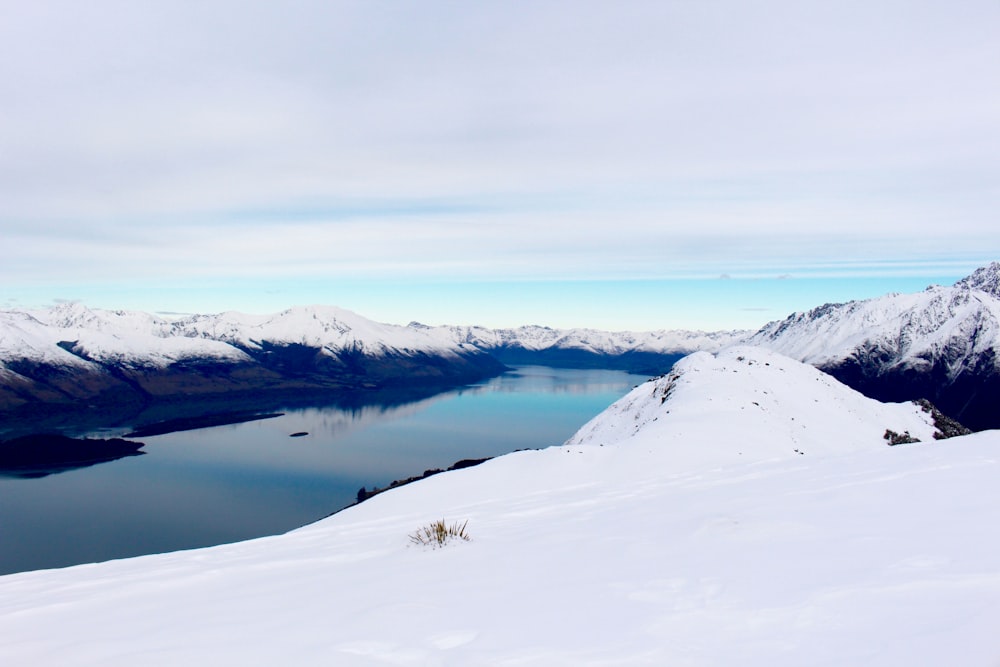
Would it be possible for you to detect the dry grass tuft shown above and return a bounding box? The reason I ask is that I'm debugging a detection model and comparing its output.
[409,519,470,548]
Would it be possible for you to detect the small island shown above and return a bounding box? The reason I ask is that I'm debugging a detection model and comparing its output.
[0,434,145,478]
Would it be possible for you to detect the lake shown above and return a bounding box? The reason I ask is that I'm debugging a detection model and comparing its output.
[0,366,649,575]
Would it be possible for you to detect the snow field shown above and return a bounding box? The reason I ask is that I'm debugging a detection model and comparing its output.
[1,347,998,665]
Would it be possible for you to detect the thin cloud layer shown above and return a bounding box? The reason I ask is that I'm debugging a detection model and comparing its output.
[1,1,998,312]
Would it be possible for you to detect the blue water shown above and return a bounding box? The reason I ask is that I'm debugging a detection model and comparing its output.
[0,366,648,575]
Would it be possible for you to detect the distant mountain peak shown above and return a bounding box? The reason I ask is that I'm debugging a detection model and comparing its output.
[954,261,1000,298]
[33,302,102,329]
[747,263,1000,430]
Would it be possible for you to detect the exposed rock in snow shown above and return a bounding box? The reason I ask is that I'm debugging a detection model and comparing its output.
[954,260,1000,298]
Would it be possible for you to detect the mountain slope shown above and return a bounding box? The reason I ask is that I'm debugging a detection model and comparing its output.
[1,348,997,665]
[745,262,1000,430]
[566,346,944,463]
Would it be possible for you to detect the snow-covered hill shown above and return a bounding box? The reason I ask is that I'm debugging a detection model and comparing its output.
[745,262,1000,430]
[567,346,943,463]
[1,347,996,665]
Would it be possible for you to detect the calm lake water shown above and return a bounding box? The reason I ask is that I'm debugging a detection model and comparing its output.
[0,366,648,575]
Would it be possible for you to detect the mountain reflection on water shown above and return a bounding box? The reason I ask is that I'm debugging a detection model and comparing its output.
[0,366,648,575]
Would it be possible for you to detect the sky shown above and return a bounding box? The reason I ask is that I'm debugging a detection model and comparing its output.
[1,1,998,331]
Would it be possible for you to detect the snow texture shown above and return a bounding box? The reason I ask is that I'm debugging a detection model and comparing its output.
[1,347,997,666]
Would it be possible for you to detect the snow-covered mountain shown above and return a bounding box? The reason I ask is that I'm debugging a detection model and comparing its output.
[568,345,955,461]
[2,347,996,665]
[423,322,746,373]
[745,262,1000,430]
[0,303,505,431]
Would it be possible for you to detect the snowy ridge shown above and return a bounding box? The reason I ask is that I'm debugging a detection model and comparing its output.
[0,304,506,417]
[0,303,491,371]
[428,322,745,355]
[0,311,94,368]
[172,305,478,359]
[740,263,1000,429]
[955,261,1000,298]
[1,349,997,665]
[567,346,938,465]
[6,306,247,370]
[746,282,1000,372]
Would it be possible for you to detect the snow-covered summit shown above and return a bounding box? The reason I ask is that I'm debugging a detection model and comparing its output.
[172,305,473,358]
[30,302,170,337]
[746,285,1000,369]
[567,346,939,466]
[954,260,1000,298]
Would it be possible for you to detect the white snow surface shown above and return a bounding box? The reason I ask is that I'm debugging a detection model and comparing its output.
[2,347,998,666]
[3,305,249,369]
[566,346,940,463]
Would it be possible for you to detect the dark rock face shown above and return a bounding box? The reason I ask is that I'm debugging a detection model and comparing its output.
[821,348,999,432]
[913,398,972,439]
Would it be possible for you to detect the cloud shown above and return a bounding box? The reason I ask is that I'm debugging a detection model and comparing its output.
[0,1,998,306]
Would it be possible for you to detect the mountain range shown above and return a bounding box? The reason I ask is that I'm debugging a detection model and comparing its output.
[2,262,999,432]
[0,304,505,433]
[0,303,738,434]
